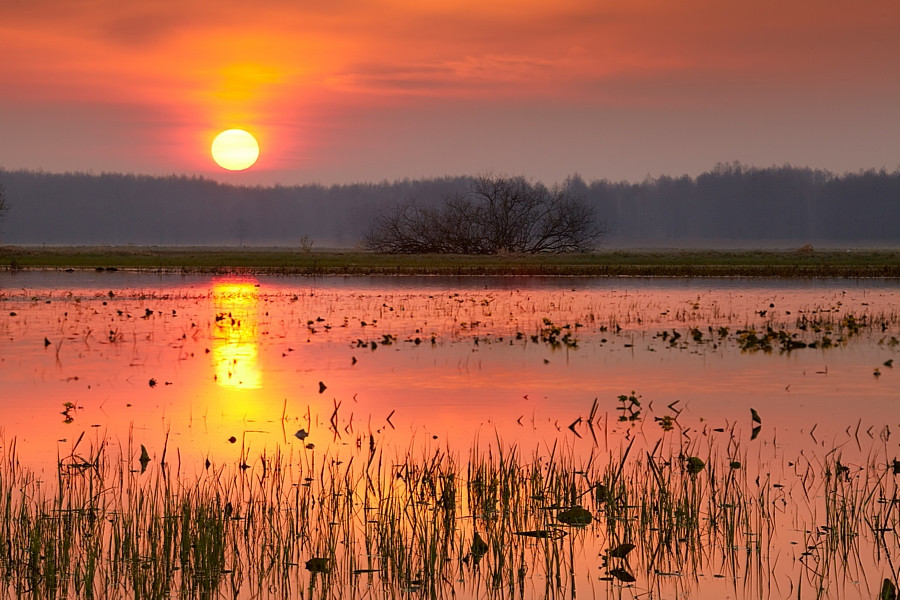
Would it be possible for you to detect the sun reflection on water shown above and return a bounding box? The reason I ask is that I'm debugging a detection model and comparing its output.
[211,279,262,390]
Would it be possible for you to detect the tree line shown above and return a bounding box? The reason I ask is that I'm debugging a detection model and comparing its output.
[580,162,900,245]
[0,163,897,248]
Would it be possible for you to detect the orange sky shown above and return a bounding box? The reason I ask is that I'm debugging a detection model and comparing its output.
[1,0,898,185]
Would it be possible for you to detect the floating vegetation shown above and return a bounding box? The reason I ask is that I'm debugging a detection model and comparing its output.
[556,506,593,526]
[537,318,578,349]
[607,542,635,558]
[608,567,636,583]
[751,408,762,425]
[683,455,706,474]
[617,391,642,422]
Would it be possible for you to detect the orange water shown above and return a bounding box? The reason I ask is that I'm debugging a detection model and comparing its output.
[0,273,897,598]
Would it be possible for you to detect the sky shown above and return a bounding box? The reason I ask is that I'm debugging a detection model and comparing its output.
[1,0,898,186]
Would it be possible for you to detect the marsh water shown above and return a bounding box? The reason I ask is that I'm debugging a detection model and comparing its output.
[1,271,898,599]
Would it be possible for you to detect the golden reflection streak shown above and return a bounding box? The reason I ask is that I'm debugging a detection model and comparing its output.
[211,279,261,390]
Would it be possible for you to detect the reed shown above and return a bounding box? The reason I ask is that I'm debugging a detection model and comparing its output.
[0,423,894,599]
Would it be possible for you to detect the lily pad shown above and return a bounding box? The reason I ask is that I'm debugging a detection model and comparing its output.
[139,444,150,473]
[685,456,705,474]
[608,543,635,558]
[471,531,489,556]
[557,506,593,526]
[609,567,636,583]
[514,529,567,539]
[305,557,329,573]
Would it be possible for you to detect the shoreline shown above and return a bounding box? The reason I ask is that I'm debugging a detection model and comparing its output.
[2,245,899,277]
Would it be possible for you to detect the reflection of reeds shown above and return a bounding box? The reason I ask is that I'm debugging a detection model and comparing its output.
[0,429,896,599]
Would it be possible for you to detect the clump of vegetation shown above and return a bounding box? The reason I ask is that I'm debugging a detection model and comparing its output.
[363,174,603,254]
[535,318,578,348]
[736,327,809,352]
[617,391,642,422]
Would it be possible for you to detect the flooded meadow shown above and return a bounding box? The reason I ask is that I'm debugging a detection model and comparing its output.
[0,271,898,599]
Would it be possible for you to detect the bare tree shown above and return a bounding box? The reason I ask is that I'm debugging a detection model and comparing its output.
[364,175,603,253]
[0,180,7,223]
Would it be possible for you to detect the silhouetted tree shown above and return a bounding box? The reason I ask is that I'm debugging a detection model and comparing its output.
[364,175,604,253]
[0,180,7,223]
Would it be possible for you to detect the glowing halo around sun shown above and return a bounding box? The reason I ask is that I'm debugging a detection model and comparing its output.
[211,129,260,171]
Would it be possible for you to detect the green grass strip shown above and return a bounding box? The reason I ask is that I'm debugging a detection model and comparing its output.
[2,246,899,277]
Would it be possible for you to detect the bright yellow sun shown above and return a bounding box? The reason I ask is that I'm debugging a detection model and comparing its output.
[211,129,260,171]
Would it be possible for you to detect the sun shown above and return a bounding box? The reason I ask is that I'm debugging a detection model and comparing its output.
[211,129,260,171]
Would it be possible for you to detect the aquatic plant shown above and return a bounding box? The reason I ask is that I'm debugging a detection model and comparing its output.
[0,425,894,599]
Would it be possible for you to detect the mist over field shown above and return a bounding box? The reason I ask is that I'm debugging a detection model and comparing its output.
[1,163,898,249]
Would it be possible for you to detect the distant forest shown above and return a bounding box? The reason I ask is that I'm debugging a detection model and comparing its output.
[1,163,898,248]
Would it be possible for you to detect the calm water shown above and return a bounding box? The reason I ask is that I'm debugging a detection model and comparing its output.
[1,271,898,599]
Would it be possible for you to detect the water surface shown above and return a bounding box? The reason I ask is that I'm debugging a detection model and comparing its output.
[0,272,897,599]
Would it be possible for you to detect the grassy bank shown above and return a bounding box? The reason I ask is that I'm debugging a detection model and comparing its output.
[2,245,900,277]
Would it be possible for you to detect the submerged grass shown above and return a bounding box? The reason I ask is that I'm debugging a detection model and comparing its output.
[0,425,896,599]
[2,246,900,277]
